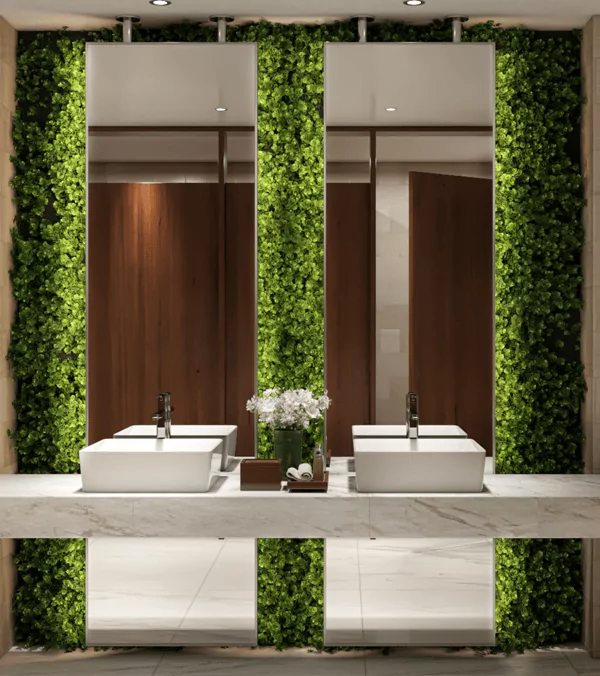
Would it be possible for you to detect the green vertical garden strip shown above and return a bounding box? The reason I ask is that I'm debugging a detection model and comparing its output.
[11,32,89,649]
[470,24,586,651]
[10,21,584,653]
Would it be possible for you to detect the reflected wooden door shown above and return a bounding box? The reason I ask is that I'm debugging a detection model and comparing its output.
[409,172,494,455]
[225,183,256,456]
[325,183,373,457]
[88,183,221,443]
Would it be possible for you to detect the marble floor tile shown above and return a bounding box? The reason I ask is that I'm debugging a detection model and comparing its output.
[0,650,163,676]
[88,562,210,596]
[155,653,368,676]
[564,647,600,673]
[325,537,493,646]
[360,589,493,617]
[89,537,226,559]
[200,545,256,591]
[364,654,576,675]
[325,589,363,646]
[1,649,596,676]
[86,538,257,646]
[169,629,256,646]
[326,570,361,591]
[181,590,256,625]
[85,628,177,646]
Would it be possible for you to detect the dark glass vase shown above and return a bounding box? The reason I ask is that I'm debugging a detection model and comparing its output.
[274,429,303,479]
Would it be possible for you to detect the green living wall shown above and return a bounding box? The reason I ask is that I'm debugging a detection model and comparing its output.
[9,20,584,653]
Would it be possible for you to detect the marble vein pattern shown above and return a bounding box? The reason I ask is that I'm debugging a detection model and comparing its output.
[0,647,592,676]
[325,538,494,646]
[86,538,257,646]
[1,459,600,538]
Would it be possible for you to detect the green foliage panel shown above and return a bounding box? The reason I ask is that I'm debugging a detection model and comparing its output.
[10,21,584,652]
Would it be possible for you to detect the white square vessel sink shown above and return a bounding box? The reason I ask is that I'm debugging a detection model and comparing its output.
[114,425,237,471]
[80,438,222,493]
[352,424,467,439]
[353,437,486,493]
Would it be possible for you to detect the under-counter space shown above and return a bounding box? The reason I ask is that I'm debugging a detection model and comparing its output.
[1,459,600,538]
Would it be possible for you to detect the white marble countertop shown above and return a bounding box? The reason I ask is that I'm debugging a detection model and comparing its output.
[1,459,600,538]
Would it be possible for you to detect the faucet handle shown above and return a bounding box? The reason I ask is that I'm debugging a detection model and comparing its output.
[152,413,162,423]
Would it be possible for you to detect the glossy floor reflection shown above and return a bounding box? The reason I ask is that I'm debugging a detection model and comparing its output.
[325,457,495,646]
[325,537,494,646]
[0,647,596,676]
[86,538,256,646]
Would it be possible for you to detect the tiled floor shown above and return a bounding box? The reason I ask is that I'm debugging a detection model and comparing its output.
[86,538,257,646]
[0,647,599,676]
[86,457,496,647]
[325,537,494,646]
[325,458,496,646]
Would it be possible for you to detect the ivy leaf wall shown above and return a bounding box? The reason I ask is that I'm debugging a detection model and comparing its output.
[9,21,584,652]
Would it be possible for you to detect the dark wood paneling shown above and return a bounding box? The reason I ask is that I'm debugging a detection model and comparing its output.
[158,184,222,424]
[88,184,161,443]
[409,172,494,455]
[89,126,255,133]
[326,183,372,457]
[218,131,227,424]
[89,180,256,451]
[226,183,256,456]
[369,132,377,423]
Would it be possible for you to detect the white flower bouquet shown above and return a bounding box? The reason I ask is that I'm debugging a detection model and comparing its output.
[246,388,331,430]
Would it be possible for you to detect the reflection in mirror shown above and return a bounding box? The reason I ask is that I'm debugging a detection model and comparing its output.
[324,42,495,647]
[85,43,257,646]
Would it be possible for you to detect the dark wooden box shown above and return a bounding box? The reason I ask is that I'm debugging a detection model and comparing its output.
[240,459,282,491]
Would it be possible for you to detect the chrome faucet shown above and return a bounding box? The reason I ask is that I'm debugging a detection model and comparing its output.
[406,392,419,439]
[152,392,173,439]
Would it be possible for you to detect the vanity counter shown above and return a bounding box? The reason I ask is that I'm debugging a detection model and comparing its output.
[1,460,599,539]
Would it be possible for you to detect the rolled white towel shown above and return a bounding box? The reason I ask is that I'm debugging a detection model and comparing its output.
[286,467,301,481]
[286,465,314,482]
[298,463,314,480]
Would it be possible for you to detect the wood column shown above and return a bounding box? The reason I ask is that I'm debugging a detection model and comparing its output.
[582,17,600,659]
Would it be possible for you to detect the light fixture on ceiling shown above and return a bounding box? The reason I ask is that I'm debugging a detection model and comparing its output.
[215,107,227,112]
[404,0,425,5]
[149,0,171,5]
[385,107,397,112]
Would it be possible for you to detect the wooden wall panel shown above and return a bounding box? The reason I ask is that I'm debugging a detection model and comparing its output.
[158,184,222,424]
[225,183,256,456]
[88,184,161,443]
[409,172,494,455]
[326,183,372,457]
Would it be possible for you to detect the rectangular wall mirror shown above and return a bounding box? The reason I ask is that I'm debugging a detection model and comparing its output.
[85,42,258,647]
[323,41,496,647]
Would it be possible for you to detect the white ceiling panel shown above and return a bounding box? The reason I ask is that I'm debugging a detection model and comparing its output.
[86,43,256,127]
[327,132,493,163]
[325,43,494,127]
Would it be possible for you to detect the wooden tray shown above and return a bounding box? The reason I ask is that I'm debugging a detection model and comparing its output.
[286,471,329,492]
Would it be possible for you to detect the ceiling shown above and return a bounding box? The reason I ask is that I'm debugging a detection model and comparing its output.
[327,132,493,163]
[1,0,599,31]
[325,43,494,127]
[87,43,256,126]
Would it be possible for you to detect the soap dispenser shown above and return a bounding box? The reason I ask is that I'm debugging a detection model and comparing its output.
[313,445,325,481]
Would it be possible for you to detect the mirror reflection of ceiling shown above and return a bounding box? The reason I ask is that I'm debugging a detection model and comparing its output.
[3,0,599,30]
[88,131,255,163]
[325,43,495,128]
[86,43,256,127]
[327,132,493,163]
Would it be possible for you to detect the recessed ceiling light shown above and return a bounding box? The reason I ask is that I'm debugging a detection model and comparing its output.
[404,0,425,5]
[385,107,397,112]
[150,0,171,5]
[215,107,227,112]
